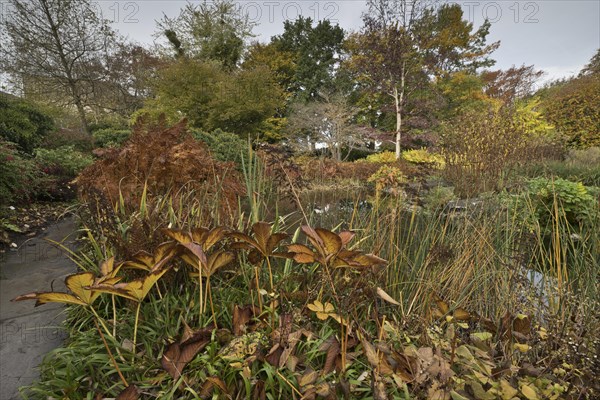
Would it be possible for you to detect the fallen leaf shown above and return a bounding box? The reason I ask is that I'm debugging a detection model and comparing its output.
[377,287,401,306]
[116,385,139,400]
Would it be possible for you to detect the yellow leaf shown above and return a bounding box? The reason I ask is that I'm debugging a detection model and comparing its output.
[315,228,342,256]
[307,300,323,312]
[307,301,335,320]
[513,343,531,353]
[453,308,471,321]
[65,272,96,304]
[521,384,538,400]
[13,292,87,307]
[537,327,548,340]
[472,332,493,341]
[500,379,518,399]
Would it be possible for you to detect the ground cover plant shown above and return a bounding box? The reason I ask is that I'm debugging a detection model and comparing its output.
[14,142,600,399]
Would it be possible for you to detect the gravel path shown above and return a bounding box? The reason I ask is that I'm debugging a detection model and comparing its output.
[0,217,77,400]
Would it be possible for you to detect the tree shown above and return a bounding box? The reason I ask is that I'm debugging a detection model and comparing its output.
[579,48,600,77]
[1,0,115,134]
[346,0,497,158]
[286,91,363,160]
[437,71,498,119]
[88,43,163,119]
[481,65,544,104]
[536,51,600,148]
[156,0,255,69]
[272,17,345,100]
[137,60,285,138]
[540,75,600,148]
[242,42,297,96]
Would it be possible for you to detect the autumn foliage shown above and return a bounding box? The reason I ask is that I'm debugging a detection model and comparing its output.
[78,118,242,208]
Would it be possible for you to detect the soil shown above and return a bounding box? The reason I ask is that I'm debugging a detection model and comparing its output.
[0,202,73,253]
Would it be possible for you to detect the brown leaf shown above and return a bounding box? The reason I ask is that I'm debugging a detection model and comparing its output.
[316,383,332,397]
[252,380,266,400]
[116,385,139,400]
[232,305,258,336]
[267,232,288,254]
[181,242,208,267]
[162,228,192,244]
[251,222,271,251]
[322,337,341,375]
[513,314,531,337]
[434,294,449,315]
[360,337,380,369]
[161,326,214,380]
[265,343,283,366]
[453,308,471,321]
[372,372,389,400]
[293,252,316,264]
[427,349,454,383]
[203,227,228,250]
[299,369,318,387]
[190,227,209,244]
[287,244,316,264]
[199,376,228,399]
[338,231,355,246]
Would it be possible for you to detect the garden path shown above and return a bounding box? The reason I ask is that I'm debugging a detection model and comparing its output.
[0,217,76,400]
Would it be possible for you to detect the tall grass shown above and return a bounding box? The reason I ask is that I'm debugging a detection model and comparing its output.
[338,192,599,323]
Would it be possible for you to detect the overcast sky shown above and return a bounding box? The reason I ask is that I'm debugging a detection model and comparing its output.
[99,0,599,83]
[2,0,599,84]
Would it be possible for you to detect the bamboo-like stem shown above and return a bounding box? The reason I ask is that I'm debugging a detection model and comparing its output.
[132,302,141,363]
[266,257,274,292]
[198,263,204,324]
[94,318,128,387]
[90,306,113,339]
[254,265,263,310]
[111,294,117,338]
[276,371,303,397]
[208,280,218,328]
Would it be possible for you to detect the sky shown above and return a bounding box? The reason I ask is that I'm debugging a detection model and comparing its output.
[94,0,600,84]
[0,0,598,84]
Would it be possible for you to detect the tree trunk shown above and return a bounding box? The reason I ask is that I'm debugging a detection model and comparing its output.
[394,65,406,160]
[74,96,90,135]
[394,86,402,159]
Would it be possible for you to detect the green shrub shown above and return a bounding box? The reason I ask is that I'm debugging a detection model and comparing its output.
[423,185,457,210]
[32,146,93,200]
[0,141,40,204]
[92,128,131,148]
[41,127,94,152]
[402,148,445,169]
[35,146,94,177]
[524,177,596,228]
[0,95,54,153]
[192,128,247,165]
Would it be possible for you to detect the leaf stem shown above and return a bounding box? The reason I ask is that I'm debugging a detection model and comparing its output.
[94,317,128,387]
[132,301,141,363]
